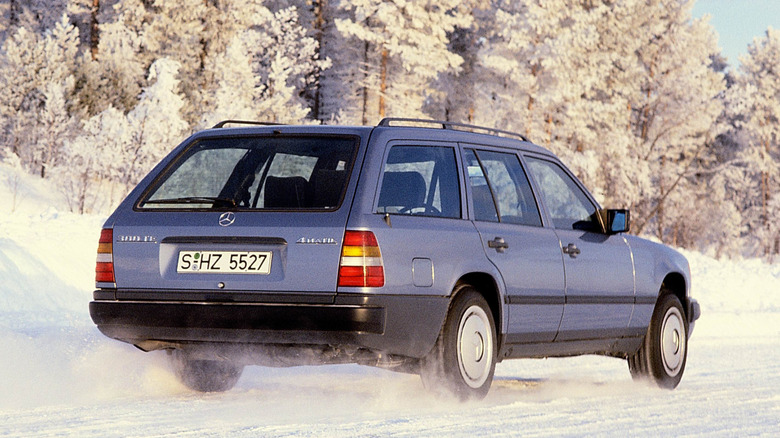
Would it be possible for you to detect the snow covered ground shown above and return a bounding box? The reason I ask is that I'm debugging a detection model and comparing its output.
[1,163,779,437]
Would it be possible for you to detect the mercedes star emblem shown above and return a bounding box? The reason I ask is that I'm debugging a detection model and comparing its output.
[218,212,235,227]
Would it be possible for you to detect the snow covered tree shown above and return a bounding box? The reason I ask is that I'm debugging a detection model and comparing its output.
[57,105,130,213]
[627,0,726,244]
[728,27,780,258]
[250,6,330,124]
[472,0,640,204]
[201,33,259,124]
[0,14,82,177]
[73,0,146,116]
[140,0,208,123]
[122,58,188,187]
[335,0,471,123]
[201,5,329,126]
[471,0,725,248]
[424,10,486,124]
[2,0,69,35]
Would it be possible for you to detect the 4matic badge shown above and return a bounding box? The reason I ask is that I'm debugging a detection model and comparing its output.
[296,237,338,245]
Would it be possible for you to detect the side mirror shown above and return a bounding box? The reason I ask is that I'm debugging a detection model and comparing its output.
[601,209,630,234]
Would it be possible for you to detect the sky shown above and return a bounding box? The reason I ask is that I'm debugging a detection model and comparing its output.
[692,0,780,68]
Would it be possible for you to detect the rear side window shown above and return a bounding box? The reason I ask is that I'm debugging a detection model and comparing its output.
[138,136,357,210]
[377,145,461,218]
[465,149,542,227]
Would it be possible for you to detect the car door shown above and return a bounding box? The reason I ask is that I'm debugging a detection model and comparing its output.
[524,155,635,341]
[463,148,565,343]
[371,142,482,295]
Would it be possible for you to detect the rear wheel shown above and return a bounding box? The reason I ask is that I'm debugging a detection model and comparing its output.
[169,350,243,392]
[420,286,496,400]
[628,294,688,389]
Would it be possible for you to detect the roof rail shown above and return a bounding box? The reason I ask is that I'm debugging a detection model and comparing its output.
[212,120,285,129]
[377,117,528,142]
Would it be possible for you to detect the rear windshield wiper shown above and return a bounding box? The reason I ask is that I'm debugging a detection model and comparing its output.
[144,197,237,208]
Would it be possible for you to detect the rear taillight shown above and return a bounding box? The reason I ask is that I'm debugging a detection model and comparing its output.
[95,228,115,284]
[338,230,384,287]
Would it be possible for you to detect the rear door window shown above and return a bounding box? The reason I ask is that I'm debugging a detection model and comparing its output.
[138,136,357,210]
[377,145,461,218]
[465,149,542,227]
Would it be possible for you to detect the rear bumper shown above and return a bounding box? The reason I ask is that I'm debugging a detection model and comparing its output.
[89,291,449,359]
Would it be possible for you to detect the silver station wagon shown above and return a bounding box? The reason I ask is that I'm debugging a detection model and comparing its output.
[90,118,700,399]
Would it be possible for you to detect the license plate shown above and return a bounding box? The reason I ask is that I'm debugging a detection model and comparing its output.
[177,251,272,274]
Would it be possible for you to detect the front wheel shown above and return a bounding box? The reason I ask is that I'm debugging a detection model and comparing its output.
[628,294,688,389]
[420,286,496,400]
[168,350,243,392]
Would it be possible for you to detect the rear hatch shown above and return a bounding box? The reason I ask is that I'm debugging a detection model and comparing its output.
[106,132,362,300]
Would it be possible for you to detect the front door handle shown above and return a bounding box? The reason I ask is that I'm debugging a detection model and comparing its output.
[488,237,509,253]
[562,243,581,258]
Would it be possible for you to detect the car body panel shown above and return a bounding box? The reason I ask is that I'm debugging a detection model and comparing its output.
[554,229,636,340]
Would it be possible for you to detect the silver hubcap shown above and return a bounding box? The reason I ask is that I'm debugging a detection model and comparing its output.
[457,305,493,388]
[660,307,685,376]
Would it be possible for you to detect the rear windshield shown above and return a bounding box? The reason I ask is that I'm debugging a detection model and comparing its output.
[137,135,358,211]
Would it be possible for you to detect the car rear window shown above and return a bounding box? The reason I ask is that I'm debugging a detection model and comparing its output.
[137,135,358,210]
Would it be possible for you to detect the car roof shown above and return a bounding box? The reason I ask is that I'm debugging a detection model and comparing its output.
[193,119,555,158]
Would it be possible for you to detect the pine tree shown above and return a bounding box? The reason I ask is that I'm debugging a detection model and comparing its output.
[123,58,189,187]
[141,0,208,123]
[471,0,725,248]
[628,0,726,243]
[335,0,471,123]
[728,27,780,258]
[75,0,146,116]
[202,32,262,125]
[0,14,82,177]
[58,105,130,213]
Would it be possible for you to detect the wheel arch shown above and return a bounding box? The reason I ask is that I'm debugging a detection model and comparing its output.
[454,272,503,340]
[660,272,688,320]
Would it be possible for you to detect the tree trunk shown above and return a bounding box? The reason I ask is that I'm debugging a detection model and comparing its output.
[379,48,388,118]
[656,155,665,242]
[361,38,369,125]
[90,0,100,60]
[762,135,771,256]
[311,0,327,121]
[8,0,20,28]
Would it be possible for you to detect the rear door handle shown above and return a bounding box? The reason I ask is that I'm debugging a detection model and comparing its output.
[562,243,581,258]
[488,237,509,253]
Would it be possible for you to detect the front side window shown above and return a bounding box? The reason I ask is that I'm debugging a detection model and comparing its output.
[377,145,460,218]
[138,136,357,210]
[525,157,599,231]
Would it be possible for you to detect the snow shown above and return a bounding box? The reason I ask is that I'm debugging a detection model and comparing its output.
[1,162,779,436]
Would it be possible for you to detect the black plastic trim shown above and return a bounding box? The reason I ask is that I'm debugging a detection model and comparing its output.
[112,289,334,304]
[161,236,287,245]
[89,293,450,359]
[505,295,653,305]
[90,301,384,334]
[506,295,565,305]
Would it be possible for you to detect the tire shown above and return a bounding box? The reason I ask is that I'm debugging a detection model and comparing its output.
[169,350,243,393]
[628,294,688,389]
[420,286,497,400]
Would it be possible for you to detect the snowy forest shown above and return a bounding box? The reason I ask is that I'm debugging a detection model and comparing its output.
[0,0,778,259]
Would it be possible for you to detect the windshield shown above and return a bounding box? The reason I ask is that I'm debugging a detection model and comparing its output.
[138,135,358,211]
